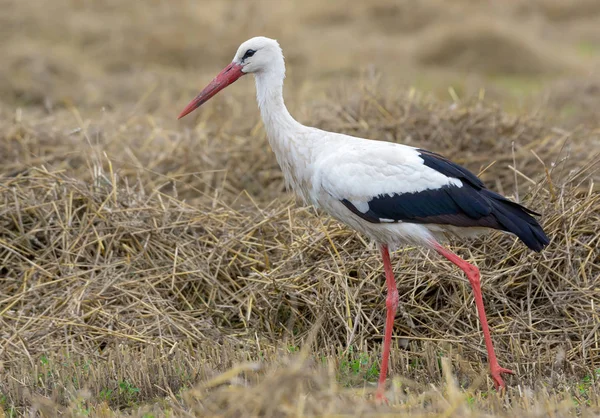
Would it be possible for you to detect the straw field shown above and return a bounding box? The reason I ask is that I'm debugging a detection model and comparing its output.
[1,0,599,416]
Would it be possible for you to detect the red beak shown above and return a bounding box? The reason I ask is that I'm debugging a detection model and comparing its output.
[178,62,245,119]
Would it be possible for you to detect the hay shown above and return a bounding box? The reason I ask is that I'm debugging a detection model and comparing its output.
[528,0,600,22]
[365,0,442,34]
[1,87,599,415]
[541,77,600,128]
[415,20,572,76]
[1,0,600,415]
[18,348,591,417]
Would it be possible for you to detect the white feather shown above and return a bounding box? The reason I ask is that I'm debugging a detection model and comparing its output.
[233,36,481,248]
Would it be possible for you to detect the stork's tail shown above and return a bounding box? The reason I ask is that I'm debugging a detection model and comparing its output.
[482,189,550,252]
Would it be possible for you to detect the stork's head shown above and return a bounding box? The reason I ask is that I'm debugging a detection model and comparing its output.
[178,36,284,119]
[233,36,284,75]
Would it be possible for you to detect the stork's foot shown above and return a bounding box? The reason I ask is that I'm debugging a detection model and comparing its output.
[490,365,515,391]
[374,390,389,405]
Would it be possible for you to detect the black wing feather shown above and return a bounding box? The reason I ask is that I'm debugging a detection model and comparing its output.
[340,148,549,252]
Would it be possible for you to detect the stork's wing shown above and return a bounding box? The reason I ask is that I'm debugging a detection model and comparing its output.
[318,144,495,226]
[316,141,548,251]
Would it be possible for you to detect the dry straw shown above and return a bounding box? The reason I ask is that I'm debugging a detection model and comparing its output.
[1,84,599,416]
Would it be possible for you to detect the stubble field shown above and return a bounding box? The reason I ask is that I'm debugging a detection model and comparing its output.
[1,0,599,416]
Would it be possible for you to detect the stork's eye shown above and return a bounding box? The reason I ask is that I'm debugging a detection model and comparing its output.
[242,49,256,60]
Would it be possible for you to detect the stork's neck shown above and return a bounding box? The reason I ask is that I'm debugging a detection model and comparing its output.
[254,69,303,136]
[254,66,313,201]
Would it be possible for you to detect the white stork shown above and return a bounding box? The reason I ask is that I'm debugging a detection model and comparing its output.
[178,36,549,401]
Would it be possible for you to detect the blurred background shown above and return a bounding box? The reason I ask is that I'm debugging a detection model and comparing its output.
[1,0,599,127]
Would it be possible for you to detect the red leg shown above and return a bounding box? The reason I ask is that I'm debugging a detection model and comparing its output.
[433,243,514,390]
[375,244,399,403]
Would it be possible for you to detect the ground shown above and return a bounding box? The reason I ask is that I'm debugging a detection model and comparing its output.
[0,0,599,416]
